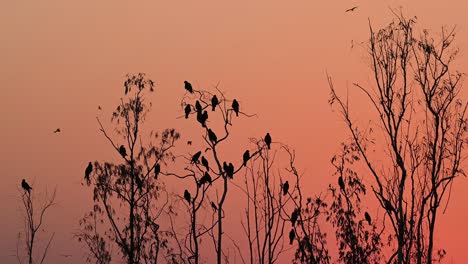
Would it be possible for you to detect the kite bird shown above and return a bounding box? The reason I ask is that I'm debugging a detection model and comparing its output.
[191,151,202,164]
[54,128,61,133]
[21,179,32,193]
[365,211,372,225]
[195,101,202,113]
[345,6,358,12]
[197,110,208,127]
[242,150,250,166]
[289,229,295,245]
[338,176,345,191]
[232,99,239,116]
[184,81,193,93]
[184,190,191,203]
[211,95,219,111]
[154,163,161,179]
[223,162,234,179]
[184,105,191,119]
[85,162,93,185]
[282,181,289,196]
[208,129,217,144]
[198,172,212,186]
[119,145,127,158]
[201,156,209,171]
[291,208,299,226]
[264,133,272,149]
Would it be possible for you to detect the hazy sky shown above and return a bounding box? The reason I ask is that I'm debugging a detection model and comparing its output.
[1,1,468,263]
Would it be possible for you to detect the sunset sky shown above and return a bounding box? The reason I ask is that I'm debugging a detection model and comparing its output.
[1,1,468,263]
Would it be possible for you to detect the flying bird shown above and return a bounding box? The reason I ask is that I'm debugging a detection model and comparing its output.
[291,209,299,226]
[211,95,219,111]
[53,128,61,133]
[242,150,250,166]
[184,189,191,203]
[184,105,191,119]
[195,101,202,113]
[364,212,372,225]
[154,163,160,179]
[289,229,295,245]
[232,99,239,116]
[338,176,345,191]
[191,151,202,164]
[85,162,93,185]
[264,133,272,149]
[21,179,32,193]
[282,181,289,196]
[119,145,127,158]
[201,156,209,171]
[184,81,193,93]
[345,6,358,12]
[208,129,217,144]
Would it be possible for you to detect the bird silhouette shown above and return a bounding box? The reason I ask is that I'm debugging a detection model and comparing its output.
[21,179,32,193]
[282,181,289,196]
[201,156,209,171]
[232,99,239,116]
[345,6,358,12]
[338,176,345,191]
[211,201,218,212]
[264,133,272,149]
[119,145,127,158]
[211,95,219,111]
[197,110,208,127]
[291,209,299,226]
[383,199,394,211]
[289,229,295,245]
[184,189,191,203]
[208,129,217,144]
[199,172,212,186]
[191,151,202,164]
[184,105,191,119]
[85,162,93,185]
[53,128,61,133]
[184,81,193,93]
[364,212,372,225]
[154,164,160,179]
[187,141,192,145]
[195,101,202,113]
[223,162,234,179]
[242,150,250,166]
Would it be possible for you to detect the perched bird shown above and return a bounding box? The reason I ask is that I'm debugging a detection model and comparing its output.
[282,181,289,196]
[289,229,295,245]
[119,145,127,158]
[211,201,218,212]
[208,129,217,144]
[184,105,191,119]
[184,81,193,93]
[187,141,192,145]
[184,189,191,203]
[364,212,372,225]
[264,133,272,149]
[232,99,239,116]
[191,151,202,164]
[197,110,208,127]
[199,172,212,186]
[223,162,234,178]
[201,156,209,171]
[383,199,394,211]
[21,179,32,193]
[338,176,345,191]
[195,101,202,113]
[154,163,161,179]
[211,95,219,111]
[85,162,93,185]
[345,6,358,12]
[54,128,61,133]
[291,209,299,226]
[242,150,250,166]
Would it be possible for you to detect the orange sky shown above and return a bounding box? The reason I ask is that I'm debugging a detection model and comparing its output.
[1,1,468,263]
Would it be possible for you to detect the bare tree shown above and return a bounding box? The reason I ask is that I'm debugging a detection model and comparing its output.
[80,73,180,264]
[17,185,56,264]
[329,12,467,264]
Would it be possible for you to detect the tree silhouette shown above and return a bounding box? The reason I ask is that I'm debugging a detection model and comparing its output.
[16,184,56,264]
[79,73,180,264]
[329,12,467,264]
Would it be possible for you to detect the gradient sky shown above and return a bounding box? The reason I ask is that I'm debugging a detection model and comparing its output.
[1,1,468,263]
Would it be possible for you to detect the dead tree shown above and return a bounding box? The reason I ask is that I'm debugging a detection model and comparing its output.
[329,12,467,264]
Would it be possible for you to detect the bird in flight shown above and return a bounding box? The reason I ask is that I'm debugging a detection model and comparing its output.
[345,6,358,12]
[53,128,61,133]
[184,81,193,93]
[21,179,32,193]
